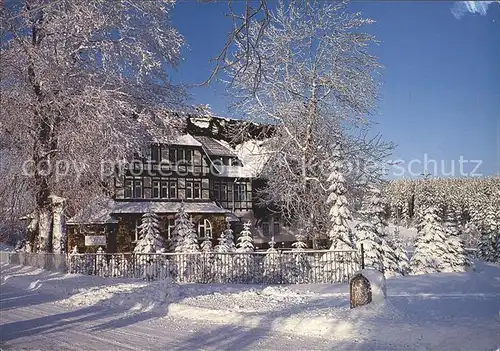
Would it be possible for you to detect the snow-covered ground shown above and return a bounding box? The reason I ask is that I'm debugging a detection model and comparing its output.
[2,262,500,350]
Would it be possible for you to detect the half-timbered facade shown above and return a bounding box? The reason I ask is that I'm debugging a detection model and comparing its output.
[67,114,295,253]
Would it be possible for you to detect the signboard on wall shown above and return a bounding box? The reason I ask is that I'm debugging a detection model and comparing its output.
[84,235,106,246]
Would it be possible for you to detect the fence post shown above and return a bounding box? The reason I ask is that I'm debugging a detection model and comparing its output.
[360,244,365,270]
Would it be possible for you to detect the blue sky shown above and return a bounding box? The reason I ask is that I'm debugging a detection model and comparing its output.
[170,1,500,178]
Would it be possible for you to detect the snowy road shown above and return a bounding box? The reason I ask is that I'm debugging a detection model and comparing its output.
[2,263,500,350]
[1,282,343,350]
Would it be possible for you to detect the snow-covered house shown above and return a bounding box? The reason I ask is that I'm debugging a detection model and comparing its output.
[67,114,292,252]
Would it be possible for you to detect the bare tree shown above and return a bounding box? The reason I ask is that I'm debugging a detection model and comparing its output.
[1,0,185,252]
[224,1,390,246]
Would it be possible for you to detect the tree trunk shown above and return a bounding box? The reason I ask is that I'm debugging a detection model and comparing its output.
[37,206,52,252]
[51,196,66,253]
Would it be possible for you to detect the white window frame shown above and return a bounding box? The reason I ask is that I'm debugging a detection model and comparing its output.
[198,219,212,239]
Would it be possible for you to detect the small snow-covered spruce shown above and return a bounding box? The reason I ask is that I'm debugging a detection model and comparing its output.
[360,185,404,277]
[443,208,470,271]
[263,236,283,284]
[410,203,447,274]
[236,221,254,253]
[234,222,255,282]
[355,221,383,271]
[215,218,236,253]
[387,226,409,275]
[212,218,236,282]
[323,143,355,282]
[171,203,197,253]
[410,197,469,274]
[287,233,311,284]
[134,210,164,254]
[201,238,213,252]
[326,143,354,250]
[178,216,200,253]
[95,247,108,276]
[478,203,499,262]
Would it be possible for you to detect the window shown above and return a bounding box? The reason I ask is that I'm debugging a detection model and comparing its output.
[176,149,184,163]
[124,179,133,198]
[169,180,177,199]
[273,218,280,236]
[194,182,201,199]
[213,183,220,201]
[133,180,142,198]
[198,219,212,239]
[262,219,270,236]
[169,147,176,164]
[221,183,227,200]
[186,149,193,162]
[151,144,161,162]
[165,218,175,240]
[152,180,160,198]
[186,179,202,199]
[234,183,246,201]
[161,180,169,198]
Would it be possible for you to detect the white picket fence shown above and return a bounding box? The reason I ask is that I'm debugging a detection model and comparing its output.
[5,250,361,284]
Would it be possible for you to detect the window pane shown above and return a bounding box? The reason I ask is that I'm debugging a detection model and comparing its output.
[161,181,168,198]
[169,148,176,163]
[152,180,160,198]
[213,183,220,201]
[186,181,193,199]
[177,149,185,162]
[124,180,133,198]
[273,221,280,236]
[262,222,270,236]
[134,180,142,198]
[169,181,177,199]
[194,182,201,199]
[151,145,161,162]
[205,219,212,238]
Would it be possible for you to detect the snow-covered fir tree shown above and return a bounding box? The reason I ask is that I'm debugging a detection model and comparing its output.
[215,218,236,253]
[388,226,409,276]
[234,222,255,282]
[211,218,236,282]
[322,143,356,282]
[201,238,213,252]
[355,185,403,276]
[410,203,447,274]
[134,210,164,253]
[355,221,383,271]
[236,221,254,253]
[95,247,108,276]
[171,203,198,253]
[478,203,499,262]
[178,216,201,253]
[326,143,354,250]
[287,233,311,283]
[410,193,470,274]
[263,236,283,283]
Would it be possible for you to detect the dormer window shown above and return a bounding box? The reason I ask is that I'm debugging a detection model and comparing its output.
[151,144,161,162]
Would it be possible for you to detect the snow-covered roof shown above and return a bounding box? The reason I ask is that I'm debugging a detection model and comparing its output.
[111,201,230,214]
[152,133,202,147]
[68,200,231,224]
[213,165,255,179]
[67,199,118,225]
[194,136,236,157]
[233,140,272,177]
